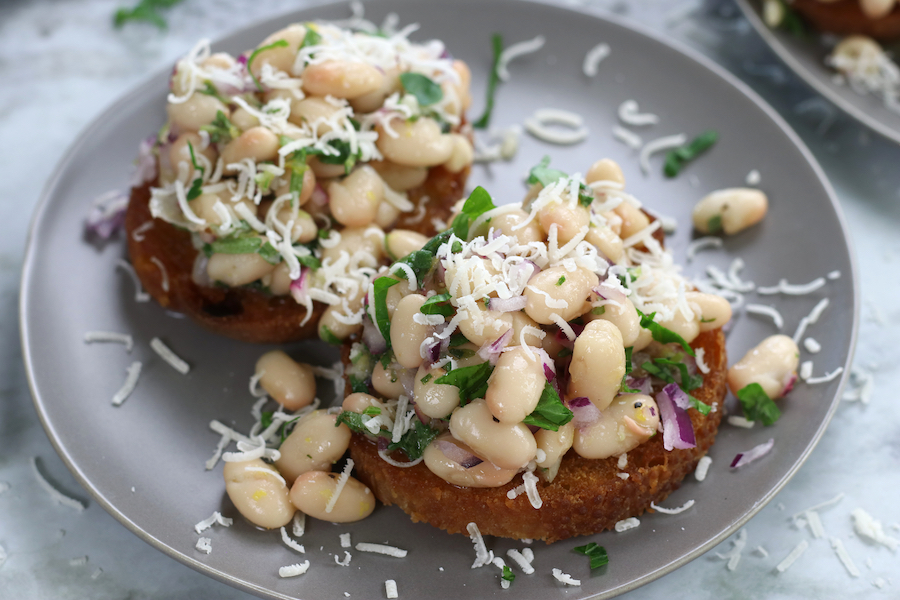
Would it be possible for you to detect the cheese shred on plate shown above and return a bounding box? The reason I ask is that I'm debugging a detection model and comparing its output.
[150,337,190,374]
[278,561,310,578]
[354,542,407,558]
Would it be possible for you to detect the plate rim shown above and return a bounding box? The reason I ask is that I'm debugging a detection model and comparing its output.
[19,0,860,598]
[735,0,900,145]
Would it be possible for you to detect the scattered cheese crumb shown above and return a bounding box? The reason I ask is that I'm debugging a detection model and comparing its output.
[115,259,150,302]
[196,537,212,554]
[830,537,860,577]
[775,540,809,573]
[800,361,814,381]
[83,331,134,352]
[617,472,629,480]
[91,568,103,580]
[467,522,494,568]
[30,457,86,512]
[325,459,355,514]
[112,361,142,406]
[615,517,640,532]
[334,551,352,566]
[355,543,407,558]
[150,337,190,374]
[727,415,755,429]
[806,367,844,385]
[612,125,643,149]
[507,549,534,574]
[69,556,88,567]
[292,511,306,537]
[524,108,588,145]
[497,35,545,81]
[639,133,687,175]
[694,456,712,482]
[873,577,888,589]
[827,270,841,280]
[617,453,628,469]
[745,169,761,185]
[194,511,232,534]
[551,568,580,586]
[340,533,351,548]
[716,529,747,571]
[757,277,826,296]
[806,510,826,539]
[755,546,769,558]
[385,579,398,599]
[685,236,723,262]
[745,304,784,330]
[650,499,695,515]
[804,337,822,353]
[852,508,899,550]
[278,561,310,578]
[280,527,305,553]
[583,42,611,77]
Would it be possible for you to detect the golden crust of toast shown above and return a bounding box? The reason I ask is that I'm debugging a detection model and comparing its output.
[348,328,727,543]
[791,0,900,40]
[124,164,469,344]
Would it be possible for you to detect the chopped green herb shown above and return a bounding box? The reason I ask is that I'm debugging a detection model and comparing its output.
[448,348,475,360]
[451,186,497,240]
[260,411,274,430]
[522,383,574,432]
[556,276,566,286]
[336,411,379,434]
[389,420,439,461]
[620,377,641,394]
[208,236,263,255]
[502,565,515,583]
[315,138,362,174]
[624,346,634,376]
[435,362,494,404]
[247,39,289,92]
[592,306,606,316]
[663,130,718,178]
[636,309,695,356]
[737,382,781,426]
[473,33,503,129]
[448,333,469,347]
[297,254,322,270]
[113,0,183,29]
[420,374,433,385]
[556,348,572,358]
[320,325,342,346]
[399,72,444,106]
[362,406,381,416]
[651,357,704,391]
[300,25,322,49]
[700,317,716,323]
[200,110,240,144]
[707,214,723,234]
[689,396,712,415]
[420,293,453,317]
[185,141,205,201]
[774,0,808,37]
[526,156,595,205]
[197,82,231,106]
[373,277,401,350]
[573,542,609,570]
[348,374,369,394]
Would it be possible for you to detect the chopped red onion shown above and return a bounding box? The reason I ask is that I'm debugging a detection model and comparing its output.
[85,190,128,239]
[311,184,329,206]
[663,383,691,410]
[626,376,652,395]
[477,329,513,365]
[434,440,483,469]
[782,373,797,396]
[130,135,158,187]
[400,369,416,399]
[362,318,387,355]
[486,295,528,313]
[535,348,556,381]
[192,253,211,287]
[656,388,696,451]
[593,282,627,305]
[731,438,775,468]
[413,403,431,425]
[568,397,601,429]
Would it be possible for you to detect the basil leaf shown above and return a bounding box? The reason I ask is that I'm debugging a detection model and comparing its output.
[420,293,453,317]
[451,186,496,240]
[247,39,289,92]
[386,420,439,461]
[526,156,594,206]
[300,25,322,49]
[435,362,494,404]
[390,230,452,287]
[663,130,718,178]
[636,309,695,356]
[373,276,401,349]
[522,383,574,431]
[297,253,321,270]
[185,141,206,201]
[258,241,282,264]
[653,357,703,391]
[320,325,342,346]
[315,139,361,174]
[335,411,387,436]
[259,411,274,430]
[200,110,240,144]
[399,72,443,106]
[737,382,781,426]
[502,565,515,583]
[573,542,609,570]
[113,0,183,29]
[473,33,504,129]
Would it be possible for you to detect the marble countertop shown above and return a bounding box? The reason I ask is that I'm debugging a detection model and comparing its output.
[1,0,898,598]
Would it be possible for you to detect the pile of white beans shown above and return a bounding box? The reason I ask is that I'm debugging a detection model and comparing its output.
[221,157,802,530]
[153,21,475,334]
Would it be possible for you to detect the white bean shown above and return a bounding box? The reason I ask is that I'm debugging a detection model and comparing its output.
[370,362,406,399]
[585,158,625,186]
[568,320,625,411]
[230,107,260,131]
[328,166,384,228]
[491,208,543,244]
[524,266,598,325]
[167,93,229,133]
[252,24,307,76]
[349,67,401,113]
[692,188,768,235]
[390,294,431,370]
[301,60,385,99]
[449,399,537,470]
[585,224,624,264]
[573,394,660,459]
[613,201,651,240]
[207,251,275,287]
[534,422,575,483]
[509,311,544,347]
[221,126,280,166]
[860,0,896,18]
[275,410,351,485]
[586,296,642,347]
[288,96,343,135]
[320,227,385,268]
[370,160,428,192]
[342,392,384,414]
[224,459,295,529]
[374,199,401,229]
[385,229,428,261]
[290,470,375,523]
[484,346,545,424]
[169,132,218,181]
[255,350,317,411]
[727,334,799,399]
[443,134,474,174]
[457,302,513,347]
[274,166,316,207]
[423,435,517,488]
[376,117,454,167]
[687,291,733,332]
[414,365,460,419]
[189,192,255,228]
[538,200,590,244]
[265,262,292,296]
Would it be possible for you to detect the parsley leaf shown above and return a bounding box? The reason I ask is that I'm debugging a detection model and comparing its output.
[420,293,453,317]
[373,276,401,350]
[362,406,381,416]
[522,382,574,431]
[636,309,695,356]
[435,362,494,404]
[320,325,342,346]
[387,420,439,461]
[737,382,781,426]
[556,276,566,286]
[663,130,718,178]
[707,214,723,234]
[526,156,594,206]
[349,375,370,394]
[300,25,322,49]
[399,72,444,106]
[113,0,183,29]
[502,565,515,583]
[689,396,712,415]
[260,411,274,430]
[247,39,289,92]
[186,141,205,201]
[473,33,503,129]
[201,110,241,145]
[451,186,497,240]
[573,542,609,570]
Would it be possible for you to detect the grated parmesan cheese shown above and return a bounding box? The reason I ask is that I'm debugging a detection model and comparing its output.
[755,546,768,558]
[334,551,352,566]
[385,579,398,598]
[615,517,640,532]
[612,125,643,149]
[727,415,755,429]
[524,108,589,145]
[507,549,534,574]
[583,42,611,77]
[150,337,190,374]
[792,298,830,343]
[716,529,747,571]
[830,537,860,577]
[111,361,142,406]
[685,236,722,262]
[324,459,355,514]
[800,361,814,381]
[83,331,133,352]
[618,100,659,126]
[115,259,150,302]
[355,543,407,558]
[694,456,712,481]
[280,527,305,553]
[194,511,233,534]
[340,533,351,548]
[195,537,212,554]
[551,568,581,586]
[805,367,844,385]
[497,35,545,81]
[775,540,809,573]
[278,561,310,578]
[804,337,822,354]
[69,556,88,566]
[745,304,784,330]
[745,169,761,186]
[639,134,687,175]
[650,499,695,515]
[757,277,826,296]
[467,522,494,568]
[852,508,899,550]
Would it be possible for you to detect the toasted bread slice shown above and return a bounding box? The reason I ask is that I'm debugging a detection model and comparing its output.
[347,328,726,543]
[124,164,468,344]
[791,0,900,40]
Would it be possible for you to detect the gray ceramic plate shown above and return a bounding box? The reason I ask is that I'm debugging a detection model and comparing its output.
[737,0,900,144]
[21,0,858,598]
